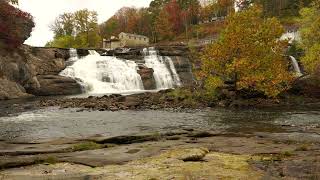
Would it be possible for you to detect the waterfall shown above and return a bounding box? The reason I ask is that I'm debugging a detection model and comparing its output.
[88,50,100,56]
[60,47,182,95]
[165,56,182,87]
[289,56,303,77]
[143,47,181,89]
[69,48,78,61]
[60,50,144,94]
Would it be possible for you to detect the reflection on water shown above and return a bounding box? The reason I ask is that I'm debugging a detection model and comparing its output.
[0,106,319,142]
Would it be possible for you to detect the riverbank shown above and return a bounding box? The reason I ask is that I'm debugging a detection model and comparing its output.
[37,89,320,112]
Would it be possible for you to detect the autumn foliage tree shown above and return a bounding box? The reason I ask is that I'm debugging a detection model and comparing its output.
[100,0,201,42]
[0,0,34,49]
[155,9,175,40]
[299,1,320,75]
[199,6,294,97]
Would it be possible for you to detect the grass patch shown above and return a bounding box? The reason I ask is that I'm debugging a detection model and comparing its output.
[166,88,218,108]
[34,156,59,165]
[281,151,294,157]
[72,142,103,151]
[296,144,310,151]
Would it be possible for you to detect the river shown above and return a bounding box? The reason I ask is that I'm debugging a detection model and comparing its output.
[1,101,319,143]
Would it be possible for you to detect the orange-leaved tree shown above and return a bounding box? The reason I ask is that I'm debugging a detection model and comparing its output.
[0,0,34,49]
[198,6,294,98]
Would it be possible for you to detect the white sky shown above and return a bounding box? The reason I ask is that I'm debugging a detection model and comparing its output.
[18,0,152,47]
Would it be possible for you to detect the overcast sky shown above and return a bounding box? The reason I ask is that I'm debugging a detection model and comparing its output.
[18,0,152,47]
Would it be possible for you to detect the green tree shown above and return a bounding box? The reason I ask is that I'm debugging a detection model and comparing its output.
[299,1,320,74]
[50,13,74,38]
[46,35,75,48]
[199,6,293,97]
[47,9,101,48]
[74,9,100,47]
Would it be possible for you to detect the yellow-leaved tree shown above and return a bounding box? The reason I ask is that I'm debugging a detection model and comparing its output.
[299,1,320,75]
[198,6,294,98]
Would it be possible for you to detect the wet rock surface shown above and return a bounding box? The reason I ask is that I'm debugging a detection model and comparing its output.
[38,90,208,111]
[0,127,320,179]
[28,75,82,96]
[137,66,156,90]
[0,45,82,100]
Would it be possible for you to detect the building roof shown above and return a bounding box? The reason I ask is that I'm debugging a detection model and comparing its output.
[119,32,149,39]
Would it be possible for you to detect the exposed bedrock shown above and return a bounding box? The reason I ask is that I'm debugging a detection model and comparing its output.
[0,45,81,100]
[137,65,156,90]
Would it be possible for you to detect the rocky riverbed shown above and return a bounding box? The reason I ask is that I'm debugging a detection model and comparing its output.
[1,124,320,179]
[1,101,320,179]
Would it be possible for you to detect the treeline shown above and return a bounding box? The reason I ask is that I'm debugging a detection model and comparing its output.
[0,0,34,49]
[100,0,313,43]
[47,0,314,48]
[237,0,312,17]
[100,0,202,42]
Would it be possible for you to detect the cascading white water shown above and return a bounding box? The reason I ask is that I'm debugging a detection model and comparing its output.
[69,48,78,61]
[289,56,303,77]
[165,56,182,87]
[143,47,181,89]
[60,50,144,94]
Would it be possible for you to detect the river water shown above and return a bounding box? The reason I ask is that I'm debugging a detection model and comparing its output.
[0,101,319,142]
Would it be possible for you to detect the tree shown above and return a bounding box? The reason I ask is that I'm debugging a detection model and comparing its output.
[50,13,74,38]
[47,9,101,48]
[178,0,200,24]
[74,9,100,47]
[0,0,34,49]
[199,6,293,97]
[155,9,174,40]
[165,0,183,34]
[299,1,320,74]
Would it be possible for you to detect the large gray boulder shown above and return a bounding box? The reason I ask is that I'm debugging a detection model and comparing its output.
[0,45,82,100]
[137,66,156,90]
[292,75,320,98]
[29,75,82,96]
[0,78,32,100]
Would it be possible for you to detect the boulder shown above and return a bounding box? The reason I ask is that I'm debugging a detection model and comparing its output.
[177,148,209,162]
[137,66,156,90]
[28,75,82,96]
[0,45,82,100]
[123,96,142,107]
[292,75,320,98]
[0,78,32,100]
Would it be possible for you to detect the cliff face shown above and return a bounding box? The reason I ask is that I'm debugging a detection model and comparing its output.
[0,45,81,100]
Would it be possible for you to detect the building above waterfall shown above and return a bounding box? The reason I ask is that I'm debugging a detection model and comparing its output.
[103,32,149,49]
